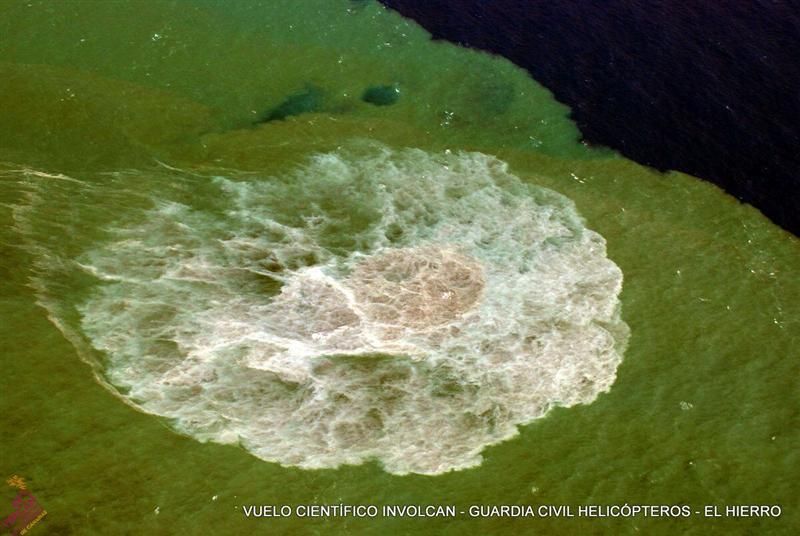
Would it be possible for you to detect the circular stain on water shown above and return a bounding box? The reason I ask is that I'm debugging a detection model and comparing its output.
[76,146,628,475]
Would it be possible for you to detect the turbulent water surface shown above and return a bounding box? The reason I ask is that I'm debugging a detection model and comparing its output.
[20,147,627,475]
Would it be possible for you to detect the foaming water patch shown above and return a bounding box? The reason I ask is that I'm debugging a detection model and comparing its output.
[17,147,628,475]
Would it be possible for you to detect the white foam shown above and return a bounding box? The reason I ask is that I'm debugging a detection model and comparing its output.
[71,146,627,475]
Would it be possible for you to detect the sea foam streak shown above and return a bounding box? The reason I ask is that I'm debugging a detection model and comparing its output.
[29,147,629,475]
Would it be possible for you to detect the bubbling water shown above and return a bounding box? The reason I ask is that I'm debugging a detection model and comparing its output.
[351,246,485,334]
[76,145,629,475]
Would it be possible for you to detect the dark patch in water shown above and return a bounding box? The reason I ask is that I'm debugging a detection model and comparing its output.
[362,84,400,106]
[258,85,325,123]
[381,0,800,235]
[471,78,515,116]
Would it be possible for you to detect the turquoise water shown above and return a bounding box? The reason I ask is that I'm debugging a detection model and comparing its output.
[0,1,798,534]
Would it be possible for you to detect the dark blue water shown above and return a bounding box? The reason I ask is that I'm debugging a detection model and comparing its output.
[381,0,800,235]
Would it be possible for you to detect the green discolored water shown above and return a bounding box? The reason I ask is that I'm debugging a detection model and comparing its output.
[0,1,798,535]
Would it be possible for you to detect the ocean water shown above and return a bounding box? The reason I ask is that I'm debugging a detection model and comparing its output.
[381,0,800,235]
[0,1,798,534]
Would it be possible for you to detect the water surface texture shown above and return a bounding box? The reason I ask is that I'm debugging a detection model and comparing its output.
[382,0,800,235]
[0,1,798,535]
